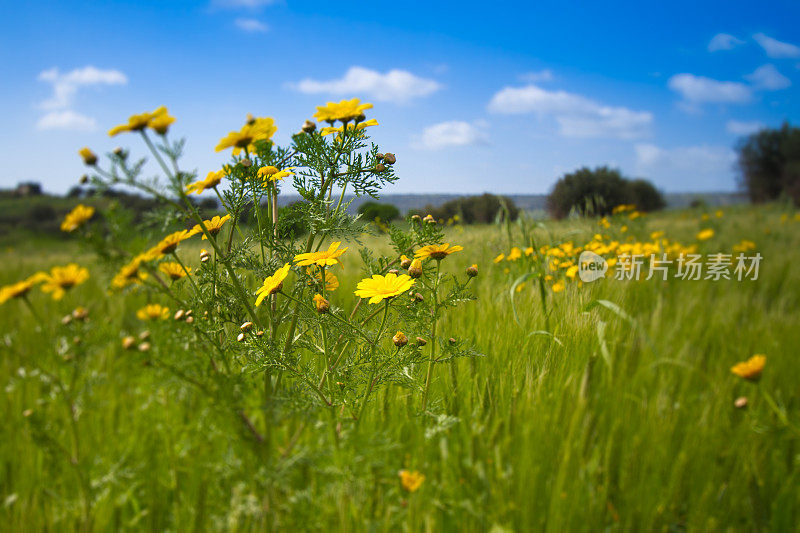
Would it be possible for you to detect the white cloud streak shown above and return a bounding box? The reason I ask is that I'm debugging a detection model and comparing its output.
[708,33,744,52]
[753,32,800,58]
[36,110,97,131]
[726,120,765,135]
[487,84,652,140]
[234,17,268,32]
[667,73,751,104]
[38,66,127,110]
[291,66,441,103]
[745,64,791,90]
[413,120,488,150]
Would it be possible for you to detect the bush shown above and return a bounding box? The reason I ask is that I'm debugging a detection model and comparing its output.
[628,179,666,212]
[546,166,665,219]
[358,201,400,223]
[415,193,519,224]
[737,122,800,206]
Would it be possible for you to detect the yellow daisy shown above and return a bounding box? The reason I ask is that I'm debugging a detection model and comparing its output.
[293,241,348,267]
[191,215,231,239]
[159,262,190,280]
[40,264,90,300]
[257,166,295,183]
[354,273,415,304]
[149,230,193,258]
[60,204,95,232]
[255,263,291,306]
[697,229,714,241]
[109,106,169,136]
[320,119,379,136]
[0,274,44,305]
[215,116,277,155]
[111,257,149,290]
[731,354,766,381]
[186,170,225,195]
[313,98,373,123]
[398,470,425,493]
[136,303,170,321]
[414,243,464,261]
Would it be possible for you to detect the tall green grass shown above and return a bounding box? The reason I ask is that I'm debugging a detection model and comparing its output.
[1,204,798,531]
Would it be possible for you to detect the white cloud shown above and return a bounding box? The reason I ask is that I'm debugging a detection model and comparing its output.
[36,110,97,131]
[291,66,441,103]
[635,143,736,186]
[413,120,488,150]
[726,120,764,135]
[708,33,744,52]
[667,73,751,104]
[38,66,127,110]
[753,32,800,58]
[234,17,268,32]
[487,84,652,140]
[519,69,554,83]
[745,64,791,90]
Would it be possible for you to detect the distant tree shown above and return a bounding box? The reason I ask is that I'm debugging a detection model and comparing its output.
[737,122,800,206]
[628,179,666,212]
[415,193,519,224]
[358,201,400,223]
[199,198,218,210]
[547,167,665,219]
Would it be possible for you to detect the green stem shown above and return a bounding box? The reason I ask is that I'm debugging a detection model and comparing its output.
[421,260,442,410]
[356,301,390,422]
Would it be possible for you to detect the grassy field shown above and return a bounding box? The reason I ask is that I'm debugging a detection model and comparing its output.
[1,204,798,531]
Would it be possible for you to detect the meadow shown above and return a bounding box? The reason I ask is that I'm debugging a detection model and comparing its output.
[1,202,798,532]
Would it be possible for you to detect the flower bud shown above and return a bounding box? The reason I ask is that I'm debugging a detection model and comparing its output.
[354,112,366,124]
[411,214,421,223]
[383,153,396,165]
[79,174,89,185]
[400,256,412,269]
[373,163,386,173]
[139,330,150,340]
[237,332,245,342]
[138,342,151,352]
[122,336,137,350]
[466,264,478,278]
[113,146,125,157]
[201,254,210,264]
[185,316,194,324]
[256,330,264,337]
[246,113,256,125]
[415,336,427,347]
[408,259,423,279]
[392,331,408,347]
[79,147,97,166]
[412,292,424,302]
[72,306,89,321]
[61,315,73,325]
[375,153,384,161]
[734,396,748,409]
[241,158,252,168]
[240,321,253,332]
[387,268,399,275]
[302,120,316,133]
[313,294,330,314]
[448,338,457,345]
[174,309,185,321]
[185,310,193,317]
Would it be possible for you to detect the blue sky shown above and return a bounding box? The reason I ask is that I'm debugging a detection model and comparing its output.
[1,0,799,195]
